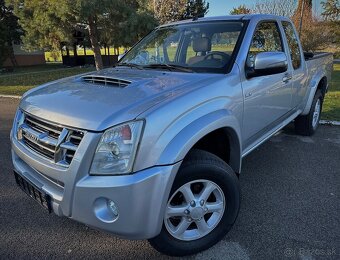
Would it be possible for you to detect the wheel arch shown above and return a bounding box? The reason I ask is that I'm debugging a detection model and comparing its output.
[157,110,243,174]
[301,74,328,115]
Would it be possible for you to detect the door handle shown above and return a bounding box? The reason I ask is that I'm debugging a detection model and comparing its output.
[245,92,252,98]
[282,73,292,83]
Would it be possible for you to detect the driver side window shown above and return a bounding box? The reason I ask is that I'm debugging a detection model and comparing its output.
[247,22,283,67]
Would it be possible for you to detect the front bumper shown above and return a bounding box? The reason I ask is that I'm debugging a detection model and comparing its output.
[71,164,181,239]
[11,132,181,239]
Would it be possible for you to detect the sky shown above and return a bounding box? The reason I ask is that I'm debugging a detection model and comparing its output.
[206,0,323,17]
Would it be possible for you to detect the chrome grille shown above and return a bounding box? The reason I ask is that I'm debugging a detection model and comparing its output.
[82,75,131,88]
[17,113,85,167]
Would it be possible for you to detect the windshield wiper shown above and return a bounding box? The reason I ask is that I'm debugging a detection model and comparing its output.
[144,63,193,73]
[116,62,144,70]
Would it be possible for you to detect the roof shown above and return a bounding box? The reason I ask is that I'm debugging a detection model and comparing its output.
[159,14,291,28]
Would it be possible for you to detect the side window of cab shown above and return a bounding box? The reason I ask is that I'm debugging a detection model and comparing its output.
[282,21,302,70]
[246,22,284,68]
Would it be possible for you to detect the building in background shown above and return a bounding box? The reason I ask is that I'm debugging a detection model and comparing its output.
[2,43,45,67]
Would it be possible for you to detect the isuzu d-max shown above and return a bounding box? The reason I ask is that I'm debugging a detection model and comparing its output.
[10,14,333,256]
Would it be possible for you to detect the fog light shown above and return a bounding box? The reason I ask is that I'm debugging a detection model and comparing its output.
[93,198,119,223]
[107,200,119,217]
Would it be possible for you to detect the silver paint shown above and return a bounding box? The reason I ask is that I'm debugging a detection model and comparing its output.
[11,14,333,240]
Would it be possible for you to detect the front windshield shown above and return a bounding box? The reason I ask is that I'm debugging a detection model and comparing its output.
[120,21,244,73]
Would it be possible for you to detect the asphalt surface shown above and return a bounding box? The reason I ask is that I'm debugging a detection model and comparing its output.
[0,97,339,260]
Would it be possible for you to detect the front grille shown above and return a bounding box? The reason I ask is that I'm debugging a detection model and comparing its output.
[18,113,85,167]
[82,75,131,88]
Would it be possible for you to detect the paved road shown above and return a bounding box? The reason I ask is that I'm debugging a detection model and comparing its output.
[0,97,339,260]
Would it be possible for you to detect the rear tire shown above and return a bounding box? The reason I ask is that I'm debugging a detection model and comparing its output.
[294,90,323,136]
[148,149,240,256]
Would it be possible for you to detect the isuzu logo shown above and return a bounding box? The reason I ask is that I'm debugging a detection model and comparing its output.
[24,131,40,143]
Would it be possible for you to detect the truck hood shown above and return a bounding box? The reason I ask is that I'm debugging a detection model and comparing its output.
[20,68,219,131]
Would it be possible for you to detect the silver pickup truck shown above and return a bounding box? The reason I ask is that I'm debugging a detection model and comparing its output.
[11,14,333,256]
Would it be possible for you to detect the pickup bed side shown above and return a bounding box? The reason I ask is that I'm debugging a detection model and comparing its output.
[301,53,333,115]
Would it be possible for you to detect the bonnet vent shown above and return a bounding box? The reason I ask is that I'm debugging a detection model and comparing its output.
[82,75,131,88]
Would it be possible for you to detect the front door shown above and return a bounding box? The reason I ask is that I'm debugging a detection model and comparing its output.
[242,21,293,149]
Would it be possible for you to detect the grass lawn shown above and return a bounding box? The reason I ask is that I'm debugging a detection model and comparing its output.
[0,63,339,121]
[0,64,95,96]
[322,64,340,121]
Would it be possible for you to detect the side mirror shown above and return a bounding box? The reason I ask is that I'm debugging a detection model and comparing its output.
[246,52,288,78]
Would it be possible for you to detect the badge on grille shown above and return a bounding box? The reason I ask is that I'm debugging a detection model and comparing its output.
[24,132,40,143]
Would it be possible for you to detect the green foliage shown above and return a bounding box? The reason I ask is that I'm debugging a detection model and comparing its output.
[96,0,157,47]
[7,0,75,51]
[7,0,157,70]
[0,20,9,67]
[321,0,340,47]
[0,0,22,67]
[183,0,209,19]
[153,0,209,24]
[230,5,251,15]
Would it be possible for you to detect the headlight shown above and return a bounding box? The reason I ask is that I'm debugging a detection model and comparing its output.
[13,109,24,138]
[90,121,144,175]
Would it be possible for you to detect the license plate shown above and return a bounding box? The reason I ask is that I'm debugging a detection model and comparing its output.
[14,170,52,213]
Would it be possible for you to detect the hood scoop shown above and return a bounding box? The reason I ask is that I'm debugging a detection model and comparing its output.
[82,75,131,88]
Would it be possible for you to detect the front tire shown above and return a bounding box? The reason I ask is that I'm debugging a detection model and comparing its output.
[295,90,323,136]
[148,149,240,256]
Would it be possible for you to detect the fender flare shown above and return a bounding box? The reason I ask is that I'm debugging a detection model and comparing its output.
[301,72,327,115]
[157,109,242,173]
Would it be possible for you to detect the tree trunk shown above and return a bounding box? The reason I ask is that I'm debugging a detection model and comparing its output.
[88,16,103,70]
[107,46,110,66]
[73,43,78,57]
[8,43,18,67]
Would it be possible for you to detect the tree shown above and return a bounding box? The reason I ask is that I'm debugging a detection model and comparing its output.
[152,0,209,24]
[8,0,156,70]
[250,0,331,51]
[321,0,340,21]
[290,0,335,52]
[7,0,75,53]
[183,0,209,19]
[153,0,187,24]
[102,0,157,49]
[78,0,156,68]
[252,0,297,17]
[0,0,22,68]
[321,0,340,49]
[230,5,251,15]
